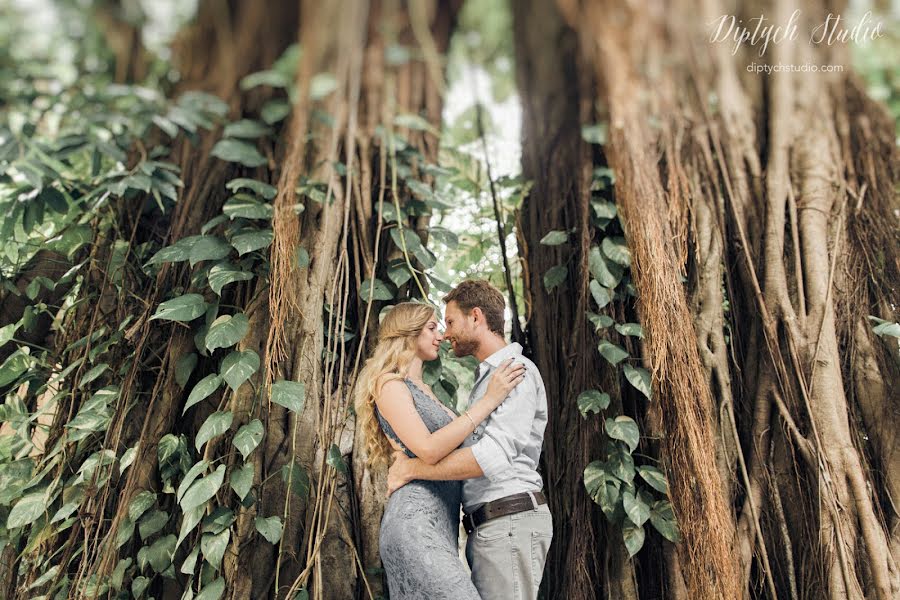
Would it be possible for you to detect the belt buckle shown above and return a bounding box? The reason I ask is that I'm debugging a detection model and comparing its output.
[463,513,475,534]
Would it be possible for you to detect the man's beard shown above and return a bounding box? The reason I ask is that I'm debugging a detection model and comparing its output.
[451,336,479,358]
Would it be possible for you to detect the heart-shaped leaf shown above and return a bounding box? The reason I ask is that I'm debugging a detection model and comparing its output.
[150,294,208,322]
[205,313,249,352]
[220,350,259,391]
[195,411,233,453]
[271,380,305,413]
[606,416,640,453]
[232,420,264,460]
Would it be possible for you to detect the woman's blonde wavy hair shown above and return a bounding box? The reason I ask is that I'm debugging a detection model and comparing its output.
[355,302,437,469]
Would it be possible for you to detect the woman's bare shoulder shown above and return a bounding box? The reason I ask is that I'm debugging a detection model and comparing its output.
[375,375,410,400]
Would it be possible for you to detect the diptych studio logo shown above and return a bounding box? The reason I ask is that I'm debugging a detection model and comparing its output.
[707,9,884,73]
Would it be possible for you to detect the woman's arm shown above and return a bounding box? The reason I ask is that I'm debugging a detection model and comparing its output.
[375,360,525,465]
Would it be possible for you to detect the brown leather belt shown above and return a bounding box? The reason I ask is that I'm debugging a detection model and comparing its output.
[463,491,547,534]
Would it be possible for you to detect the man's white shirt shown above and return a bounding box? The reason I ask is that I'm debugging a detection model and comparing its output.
[461,342,548,514]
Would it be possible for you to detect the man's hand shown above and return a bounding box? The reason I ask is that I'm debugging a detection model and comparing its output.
[387,451,415,497]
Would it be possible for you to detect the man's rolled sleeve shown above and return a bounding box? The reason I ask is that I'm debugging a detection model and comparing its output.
[470,434,513,482]
[469,375,538,483]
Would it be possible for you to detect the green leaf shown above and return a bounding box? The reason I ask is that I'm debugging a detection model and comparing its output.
[543,265,567,291]
[413,244,437,269]
[230,463,254,500]
[7,491,46,528]
[39,187,68,213]
[147,534,177,573]
[581,123,608,145]
[0,322,20,348]
[177,506,205,550]
[589,246,623,289]
[116,516,135,549]
[589,280,612,310]
[128,491,157,521]
[223,194,273,220]
[295,247,310,269]
[233,420,264,460]
[637,465,668,494]
[150,294,208,322]
[583,461,621,518]
[622,489,651,526]
[386,262,412,288]
[389,227,423,252]
[202,507,235,534]
[189,236,232,266]
[131,575,150,598]
[255,515,283,544]
[208,262,254,296]
[609,445,635,482]
[224,119,272,139]
[175,353,198,389]
[261,99,291,124]
[181,465,226,512]
[309,72,338,99]
[615,323,643,338]
[271,380,305,413]
[205,313,249,352]
[195,411,233,453]
[220,350,259,391]
[869,316,900,338]
[120,446,138,472]
[429,226,459,248]
[138,509,169,540]
[146,239,191,265]
[586,311,614,330]
[241,70,290,90]
[539,230,568,245]
[231,229,274,255]
[326,443,347,473]
[183,374,223,414]
[177,460,212,503]
[281,460,310,499]
[577,390,610,417]
[359,278,394,302]
[201,529,230,569]
[622,521,645,557]
[226,178,277,199]
[195,577,226,600]
[606,416,640,452]
[602,236,632,267]
[623,364,652,399]
[0,349,30,387]
[79,363,108,388]
[180,545,199,575]
[211,139,267,167]
[598,340,629,365]
[649,500,681,542]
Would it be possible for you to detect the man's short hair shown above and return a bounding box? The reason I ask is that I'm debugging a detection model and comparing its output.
[443,279,505,335]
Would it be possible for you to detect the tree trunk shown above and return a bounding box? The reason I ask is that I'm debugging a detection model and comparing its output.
[514,0,900,597]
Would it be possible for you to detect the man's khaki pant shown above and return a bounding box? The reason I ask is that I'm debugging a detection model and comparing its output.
[465,504,553,600]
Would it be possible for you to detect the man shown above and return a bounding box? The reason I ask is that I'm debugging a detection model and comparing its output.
[387,279,553,600]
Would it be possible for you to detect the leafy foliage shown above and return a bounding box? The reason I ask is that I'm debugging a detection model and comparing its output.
[566,164,680,556]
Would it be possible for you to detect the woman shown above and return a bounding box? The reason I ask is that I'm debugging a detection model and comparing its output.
[356,302,525,599]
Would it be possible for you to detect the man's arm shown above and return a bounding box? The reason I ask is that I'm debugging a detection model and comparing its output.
[387,448,482,496]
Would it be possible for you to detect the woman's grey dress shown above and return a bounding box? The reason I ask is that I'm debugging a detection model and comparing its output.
[376,378,481,599]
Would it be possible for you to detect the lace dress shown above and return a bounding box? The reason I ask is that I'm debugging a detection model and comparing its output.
[375,378,481,599]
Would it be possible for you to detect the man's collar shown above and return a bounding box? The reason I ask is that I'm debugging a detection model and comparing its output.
[480,342,523,368]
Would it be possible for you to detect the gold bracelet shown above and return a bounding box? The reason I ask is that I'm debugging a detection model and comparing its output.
[463,410,476,427]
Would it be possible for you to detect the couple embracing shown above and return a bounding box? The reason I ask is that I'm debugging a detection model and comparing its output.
[356,280,553,599]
